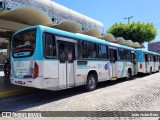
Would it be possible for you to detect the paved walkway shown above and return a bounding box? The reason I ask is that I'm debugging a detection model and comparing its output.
[0,76,25,91]
[0,71,15,91]
[0,71,21,91]
[0,71,33,98]
[1,72,159,120]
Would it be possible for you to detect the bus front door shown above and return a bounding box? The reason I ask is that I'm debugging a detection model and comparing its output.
[153,56,156,72]
[131,52,137,75]
[109,49,117,79]
[145,54,148,73]
[58,41,75,89]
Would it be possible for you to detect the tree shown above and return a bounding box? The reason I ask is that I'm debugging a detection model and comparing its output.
[107,22,157,44]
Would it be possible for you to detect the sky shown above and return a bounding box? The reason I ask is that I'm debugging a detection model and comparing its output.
[53,0,160,48]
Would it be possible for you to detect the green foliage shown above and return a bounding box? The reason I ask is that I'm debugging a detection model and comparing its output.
[107,22,157,44]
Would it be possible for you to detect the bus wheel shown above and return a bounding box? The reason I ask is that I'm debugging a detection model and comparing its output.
[85,74,97,92]
[149,68,152,75]
[126,69,131,80]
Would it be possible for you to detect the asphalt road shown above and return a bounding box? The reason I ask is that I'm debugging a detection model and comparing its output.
[0,72,160,120]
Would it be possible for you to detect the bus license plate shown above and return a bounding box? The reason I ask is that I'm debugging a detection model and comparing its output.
[18,81,23,85]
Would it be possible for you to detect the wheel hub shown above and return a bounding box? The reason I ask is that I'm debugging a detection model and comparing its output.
[89,78,95,89]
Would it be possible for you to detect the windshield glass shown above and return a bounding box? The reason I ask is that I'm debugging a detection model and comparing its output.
[12,29,36,58]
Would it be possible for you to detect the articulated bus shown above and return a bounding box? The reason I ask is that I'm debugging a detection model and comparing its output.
[136,49,160,74]
[10,25,137,91]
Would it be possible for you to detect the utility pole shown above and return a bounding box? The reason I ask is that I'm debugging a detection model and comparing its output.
[124,16,133,23]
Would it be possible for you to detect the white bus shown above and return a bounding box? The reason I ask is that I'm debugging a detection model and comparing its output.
[10,25,137,91]
[136,49,160,74]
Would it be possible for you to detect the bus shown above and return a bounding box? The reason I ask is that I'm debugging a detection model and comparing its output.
[10,25,137,91]
[136,49,160,74]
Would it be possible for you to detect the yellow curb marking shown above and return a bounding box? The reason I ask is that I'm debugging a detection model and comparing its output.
[0,88,35,98]
[111,78,117,81]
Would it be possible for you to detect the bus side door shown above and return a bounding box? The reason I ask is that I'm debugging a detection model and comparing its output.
[131,52,137,75]
[58,41,75,89]
[153,55,157,72]
[144,53,148,73]
[109,48,117,78]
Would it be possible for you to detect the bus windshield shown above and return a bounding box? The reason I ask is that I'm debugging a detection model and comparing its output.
[12,29,36,58]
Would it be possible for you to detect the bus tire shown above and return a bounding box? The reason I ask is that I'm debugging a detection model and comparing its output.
[126,69,131,80]
[149,68,152,75]
[85,74,97,92]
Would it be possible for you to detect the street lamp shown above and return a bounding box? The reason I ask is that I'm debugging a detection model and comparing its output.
[124,16,133,23]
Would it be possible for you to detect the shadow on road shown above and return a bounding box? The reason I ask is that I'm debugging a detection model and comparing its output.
[0,72,159,111]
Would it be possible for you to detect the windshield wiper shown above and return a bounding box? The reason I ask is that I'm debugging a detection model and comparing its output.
[16,41,31,48]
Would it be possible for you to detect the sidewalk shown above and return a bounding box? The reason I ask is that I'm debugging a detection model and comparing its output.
[0,72,24,91]
[0,71,35,98]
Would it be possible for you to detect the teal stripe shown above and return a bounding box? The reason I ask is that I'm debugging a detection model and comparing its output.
[120,62,125,77]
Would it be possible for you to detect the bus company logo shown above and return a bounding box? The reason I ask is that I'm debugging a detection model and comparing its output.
[104,64,108,70]
[105,62,110,70]
[2,112,12,117]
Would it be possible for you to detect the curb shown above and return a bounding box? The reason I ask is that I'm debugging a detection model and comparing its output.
[0,88,36,98]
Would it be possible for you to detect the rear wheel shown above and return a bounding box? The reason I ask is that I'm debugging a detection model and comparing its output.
[85,74,97,92]
[149,68,152,75]
[126,69,131,80]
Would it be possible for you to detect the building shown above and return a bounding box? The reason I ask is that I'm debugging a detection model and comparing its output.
[0,0,104,62]
[0,0,143,60]
[148,41,160,53]
[0,0,104,34]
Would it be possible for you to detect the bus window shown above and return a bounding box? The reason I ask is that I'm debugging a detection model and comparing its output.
[157,56,159,62]
[118,48,125,60]
[125,50,131,61]
[156,56,159,62]
[45,34,56,58]
[99,45,108,59]
[109,49,117,62]
[144,54,148,62]
[114,50,117,61]
[150,54,153,61]
[81,41,87,58]
[88,42,97,59]
[12,29,36,58]
[131,53,136,62]
[153,55,156,62]
[68,43,75,63]
[59,43,66,63]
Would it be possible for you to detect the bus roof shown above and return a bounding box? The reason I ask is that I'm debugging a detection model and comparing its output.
[14,25,136,51]
[136,49,160,55]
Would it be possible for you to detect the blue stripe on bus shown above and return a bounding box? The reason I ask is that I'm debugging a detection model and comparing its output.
[14,52,30,57]
[120,62,125,77]
[77,65,88,69]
